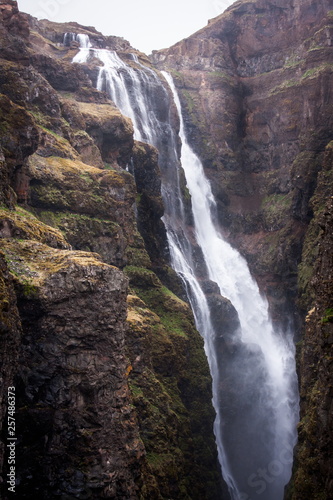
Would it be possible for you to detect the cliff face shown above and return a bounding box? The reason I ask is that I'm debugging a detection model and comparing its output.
[153,0,333,327]
[152,0,333,497]
[289,148,333,500]
[1,0,332,498]
[0,2,221,499]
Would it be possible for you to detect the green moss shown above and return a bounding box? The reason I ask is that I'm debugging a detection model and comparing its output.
[124,266,161,288]
[103,163,117,170]
[271,63,333,95]
[183,186,191,202]
[22,280,38,299]
[125,246,151,268]
[261,193,293,230]
[0,207,68,248]
[126,269,191,338]
[296,143,333,309]
[153,313,189,339]
[128,381,144,397]
[284,55,305,68]
[126,285,219,498]
[183,90,195,113]
[0,253,16,330]
[321,308,333,324]
[270,79,299,93]
[169,69,185,86]
[145,451,180,471]
[293,377,329,499]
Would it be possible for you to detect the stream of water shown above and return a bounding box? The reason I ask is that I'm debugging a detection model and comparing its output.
[71,36,299,500]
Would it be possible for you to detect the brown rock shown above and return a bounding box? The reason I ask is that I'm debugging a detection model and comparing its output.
[153,0,333,327]
[0,239,145,499]
[0,251,22,483]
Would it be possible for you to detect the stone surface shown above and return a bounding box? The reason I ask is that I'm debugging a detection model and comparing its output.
[0,3,223,498]
[287,147,333,500]
[1,239,145,499]
[0,251,21,483]
[153,0,333,330]
[152,0,333,495]
[125,268,223,499]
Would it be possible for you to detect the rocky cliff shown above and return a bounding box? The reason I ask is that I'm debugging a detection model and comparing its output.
[153,0,333,325]
[0,2,221,498]
[0,0,332,498]
[153,0,333,497]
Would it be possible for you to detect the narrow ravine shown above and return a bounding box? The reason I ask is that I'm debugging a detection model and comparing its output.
[71,36,299,500]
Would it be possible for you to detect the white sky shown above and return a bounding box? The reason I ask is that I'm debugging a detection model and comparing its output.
[17,0,235,54]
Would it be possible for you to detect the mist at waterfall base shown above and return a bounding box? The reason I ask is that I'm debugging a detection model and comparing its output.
[72,36,299,500]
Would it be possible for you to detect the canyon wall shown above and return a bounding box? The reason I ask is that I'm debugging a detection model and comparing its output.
[153,0,333,497]
[0,0,332,498]
[0,2,221,498]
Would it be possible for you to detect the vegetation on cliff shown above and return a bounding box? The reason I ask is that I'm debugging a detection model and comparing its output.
[0,0,332,498]
[0,2,221,498]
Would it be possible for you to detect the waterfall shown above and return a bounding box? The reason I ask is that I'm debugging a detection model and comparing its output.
[72,38,299,500]
[64,32,92,49]
[162,73,299,500]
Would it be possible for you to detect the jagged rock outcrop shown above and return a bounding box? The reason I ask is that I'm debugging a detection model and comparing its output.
[125,268,222,499]
[2,239,143,499]
[0,2,222,498]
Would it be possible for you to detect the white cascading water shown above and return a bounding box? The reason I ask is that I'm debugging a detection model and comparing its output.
[162,73,299,500]
[64,33,92,49]
[72,36,299,500]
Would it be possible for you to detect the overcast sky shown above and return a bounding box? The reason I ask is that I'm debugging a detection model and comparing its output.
[17,0,235,54]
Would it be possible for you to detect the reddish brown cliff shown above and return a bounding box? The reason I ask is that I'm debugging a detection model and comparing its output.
[153,0,333,328]
[152,0,333,497]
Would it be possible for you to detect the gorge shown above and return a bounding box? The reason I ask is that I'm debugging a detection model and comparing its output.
[0,1,332,499]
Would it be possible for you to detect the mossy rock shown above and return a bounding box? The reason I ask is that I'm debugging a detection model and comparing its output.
[0,238,115,296]
[0,206,69,249]
[260,192,293,231]
[59,95,86,130]
[297,141,333,310]
[0,93,39,164]
[35,124,79,159]
[125,245,151,269]
[0,59,30,107]
[27,154,136,221]
[76,101,134,166]
[126,288,221,499]
[0,250,21,335]
[125,265,161,289]
[33,209,132,268]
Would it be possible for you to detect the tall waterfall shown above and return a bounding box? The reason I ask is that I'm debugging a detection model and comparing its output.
[72,38,299,500]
